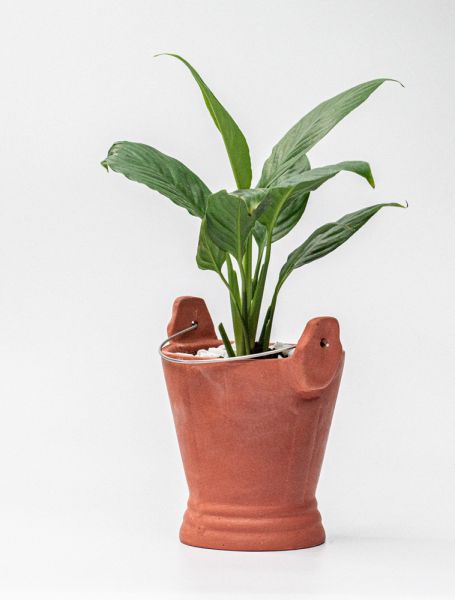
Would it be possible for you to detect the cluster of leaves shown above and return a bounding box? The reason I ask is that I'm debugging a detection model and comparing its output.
[102,54,405,356]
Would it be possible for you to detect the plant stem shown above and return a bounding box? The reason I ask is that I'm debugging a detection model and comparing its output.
[248,258,266,348]
[258,305,271,350]
[251,230,274,349]
[224,255,248,355]
[252,243,264,296]
[244,235,253,308]
[218,322,235,357]
[238,256,251,354]
[259,279,284,351]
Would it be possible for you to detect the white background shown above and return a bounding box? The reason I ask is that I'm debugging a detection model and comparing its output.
[1,0,454,598]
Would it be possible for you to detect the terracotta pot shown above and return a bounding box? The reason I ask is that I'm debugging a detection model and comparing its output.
[161,296,344,551]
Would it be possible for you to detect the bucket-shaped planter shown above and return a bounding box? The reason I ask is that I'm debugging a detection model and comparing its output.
[161,296,345,551]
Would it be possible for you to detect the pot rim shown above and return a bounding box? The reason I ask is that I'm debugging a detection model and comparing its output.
[159,321,296,365]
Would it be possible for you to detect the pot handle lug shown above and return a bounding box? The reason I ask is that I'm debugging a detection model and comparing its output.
[292,317,344,393]
[166,296,218,349]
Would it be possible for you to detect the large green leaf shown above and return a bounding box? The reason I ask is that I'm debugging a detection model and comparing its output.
[269,153,311,187]
[230,189,270,249]
[254,188,294,233]
[269,154,311,243]
[275,160,375,190]
[270,160,374,242]
[259,79,398,187]
[271,190,310,242]
[278,202,406,286]
[102,141,210,218]
[205,190,254,261]
[231,188,268,214]
[158,54,252,189]
[254,161,375,235]
[196,219,226,273]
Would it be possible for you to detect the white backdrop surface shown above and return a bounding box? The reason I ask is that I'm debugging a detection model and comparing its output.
[1,0,454,598]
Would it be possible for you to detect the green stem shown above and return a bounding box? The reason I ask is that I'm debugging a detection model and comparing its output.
[248,263,266,348]
[254,189,298,349]
[251,230,274,348]
[259,278,285,351]
[237,252,252,354]
[258,305,271,349]
[224,255,249,355]
[252,243,265,296]
[243,235,253,308]
[218,322,235,357]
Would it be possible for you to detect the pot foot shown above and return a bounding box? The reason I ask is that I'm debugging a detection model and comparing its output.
[179,506,326,551]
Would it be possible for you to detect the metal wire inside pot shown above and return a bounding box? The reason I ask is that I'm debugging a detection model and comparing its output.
[159,321,296,364]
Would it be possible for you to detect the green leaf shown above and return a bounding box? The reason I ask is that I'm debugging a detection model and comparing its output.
[259,79,399,187]
[231,188,268,214]
[275,160,375,191]
[205,190,254,261]
[158,53,252,189]
[269,153,311,187]
[278,202,406,285]
[230,188,269,249]
[254,161,375,235]
[254,188,294,234]
[252,220,267,249]
[271,190,310,242]
[268,154,311,243]
[102,141,210,218]
[196,219,226,273]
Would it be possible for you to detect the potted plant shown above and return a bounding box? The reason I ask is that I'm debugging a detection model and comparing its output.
[102,54,405,551]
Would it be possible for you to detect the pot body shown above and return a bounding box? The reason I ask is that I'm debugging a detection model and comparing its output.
[162,296,344,551]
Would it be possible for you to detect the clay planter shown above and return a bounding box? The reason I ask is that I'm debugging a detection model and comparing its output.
[161,296,345,551]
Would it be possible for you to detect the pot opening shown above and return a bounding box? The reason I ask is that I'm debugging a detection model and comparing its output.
[181,340,295,360]
[159,321,296,365]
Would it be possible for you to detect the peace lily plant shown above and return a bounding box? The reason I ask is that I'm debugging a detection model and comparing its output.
[102,54,405,357]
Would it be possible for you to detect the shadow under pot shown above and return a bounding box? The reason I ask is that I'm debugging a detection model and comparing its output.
[161,296,345,551]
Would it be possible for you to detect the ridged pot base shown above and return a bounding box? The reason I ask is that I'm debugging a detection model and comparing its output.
[180,505,325,551]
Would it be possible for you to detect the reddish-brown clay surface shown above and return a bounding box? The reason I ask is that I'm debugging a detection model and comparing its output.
[161,296,345,551]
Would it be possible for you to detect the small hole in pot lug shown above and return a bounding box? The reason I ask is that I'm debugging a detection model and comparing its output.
[320,338,329,348]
